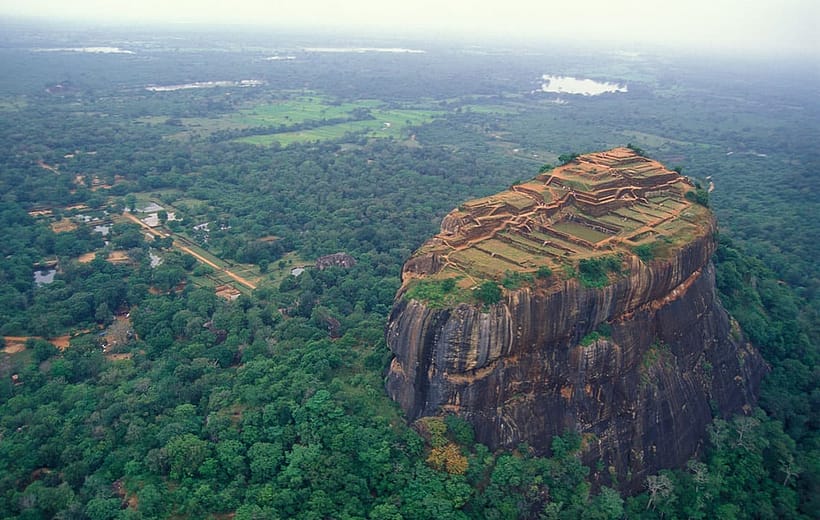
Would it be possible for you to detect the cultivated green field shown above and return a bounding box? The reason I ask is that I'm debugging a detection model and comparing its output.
[137,94,443,145]
[236,107,442,146]
[460,104,521,115]
[618,129,693,149]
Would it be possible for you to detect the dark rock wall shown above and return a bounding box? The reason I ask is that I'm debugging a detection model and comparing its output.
[386,229,766,492]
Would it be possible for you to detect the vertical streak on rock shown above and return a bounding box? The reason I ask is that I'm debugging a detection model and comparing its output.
[386,231,767,493]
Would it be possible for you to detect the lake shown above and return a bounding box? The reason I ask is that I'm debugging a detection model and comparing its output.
[538,75,627,96]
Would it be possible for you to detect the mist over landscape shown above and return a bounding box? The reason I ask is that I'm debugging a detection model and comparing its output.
[0,3,817,518]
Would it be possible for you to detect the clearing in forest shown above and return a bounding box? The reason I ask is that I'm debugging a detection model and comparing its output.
[137,94,442,146]
[51,218,77,233]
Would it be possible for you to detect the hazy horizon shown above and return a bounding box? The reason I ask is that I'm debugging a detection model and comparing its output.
[0,0,817,58]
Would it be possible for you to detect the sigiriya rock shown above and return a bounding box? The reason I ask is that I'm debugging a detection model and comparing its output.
[385,147,766,492]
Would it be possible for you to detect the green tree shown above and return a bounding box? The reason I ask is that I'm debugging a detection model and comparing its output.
[124,194,137,212]
[583,487,624,519]
[474,281,501,305]
[85,497,121,520]
[165,433,210,480]
[558,153,579,165]
[536,266,553,279]
[248,442,283,483]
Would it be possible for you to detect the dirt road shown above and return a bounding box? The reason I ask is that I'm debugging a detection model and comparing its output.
[121,212,257,290]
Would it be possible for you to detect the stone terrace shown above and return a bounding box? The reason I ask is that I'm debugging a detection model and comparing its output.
[408,147,707,285]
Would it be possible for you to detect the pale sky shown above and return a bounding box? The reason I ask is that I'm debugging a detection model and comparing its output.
[1,0,817,56]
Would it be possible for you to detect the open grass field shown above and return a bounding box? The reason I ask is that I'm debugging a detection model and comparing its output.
[460,104,521,115]
[650,198,688,212]
[598,214,640,231]
[140,95,376,134]
[266,251,308,283]
[518,180,552,196]
[614,207,655,224]
[476,239,538,265]
[501,231,575,258]
[633,204,675,220]
[499,231,548,250]
[498,232,572,260]
[656,218,698,238]
[236,120,384,146]
[171,195,207,205]
[233,97,381,126]
[235,107,442,146]
[498,192,538,211]
[610,210,649,226]
[529,230,583,254]
[618,129,693,149]
[450,248,521,277]
[553,221,610,243]
[556,178,592,191]
[0,97,27,111]
[138,94,443,145]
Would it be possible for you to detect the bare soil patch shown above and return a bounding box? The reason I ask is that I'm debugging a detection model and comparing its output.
[215,284,242,300]
[51,335,70,351]
[3,335,71,352]
[107,250,130,264]
[102,315,134,350]
[2,342,25,354]
[51,219,78,233]
[37,160,59,173]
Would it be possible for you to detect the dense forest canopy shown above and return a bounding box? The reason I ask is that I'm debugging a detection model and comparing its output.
[0,22,817,519]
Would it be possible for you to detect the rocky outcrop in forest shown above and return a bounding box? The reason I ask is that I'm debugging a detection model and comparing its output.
[386,148,766,492]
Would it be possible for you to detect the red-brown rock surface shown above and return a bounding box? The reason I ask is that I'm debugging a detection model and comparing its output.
[386,149,766,492]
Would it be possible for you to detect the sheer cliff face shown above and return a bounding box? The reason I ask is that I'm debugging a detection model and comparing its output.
[387,231,765,490]
[386,149,766,492]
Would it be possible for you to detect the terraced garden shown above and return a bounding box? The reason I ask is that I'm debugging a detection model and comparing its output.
[405,147,710,289]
